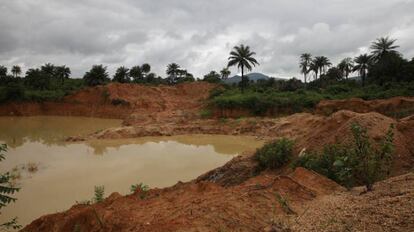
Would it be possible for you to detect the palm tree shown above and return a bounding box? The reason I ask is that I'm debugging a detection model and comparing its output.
[314,56,331,75]
[41,63,55,77]
[227,44,259,92]
[299,53,312,83]
[166,63,180,83]
[370,37,399,61]
[55,65,71,84]
[337,58,354,79]
[0,66,7,77]
[113,66,130,83]
[353,54,372,87]
[220,67,231,80]
[309,61,319,80]
[11,65,22,78]
[130,66,143,82]
[83,65,109,86]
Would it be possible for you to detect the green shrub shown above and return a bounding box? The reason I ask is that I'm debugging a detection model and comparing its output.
[255,138,294,170]
[93,185,105,203]
[293,123,394,191]
[199,109,212,118]
[130,182,149,199]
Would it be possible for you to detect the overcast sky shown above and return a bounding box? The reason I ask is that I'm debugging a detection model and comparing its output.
[1,0,414,79]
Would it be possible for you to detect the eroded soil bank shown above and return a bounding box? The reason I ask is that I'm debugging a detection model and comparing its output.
[1,83,413,231]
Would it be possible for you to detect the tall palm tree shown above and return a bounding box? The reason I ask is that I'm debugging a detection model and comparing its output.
[113,66,130,83]
[220,67,231,80]
[0,66,7,77]
[11,65,22,78]
[299,53,312,83]
[130,66,143,82]
[353,54,372,87]
[166,63,180,83]
[55,65,71,84]
[309,61,319,80]
[315,56,331,75]
[337,57,354,79]
[370,36,399,61]
[227,44,259,92]
[41,63,55,77]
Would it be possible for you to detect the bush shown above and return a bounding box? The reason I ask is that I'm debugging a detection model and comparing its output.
[199,109,212,118]
[255,138,294,170]
[293,123,394,191]
[93,185,105,203]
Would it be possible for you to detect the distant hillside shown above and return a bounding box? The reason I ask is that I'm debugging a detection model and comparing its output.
[224,72,281,84]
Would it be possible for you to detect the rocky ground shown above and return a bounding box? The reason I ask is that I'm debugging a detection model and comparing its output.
[1,83,413,231]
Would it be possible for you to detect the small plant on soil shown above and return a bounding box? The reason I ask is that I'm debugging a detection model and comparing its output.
[130,182,150,199]
[293,123,394,191]
[255,138,295,170]
[199,109,212,118]
[93,185,105,203]
[275,193,296,215]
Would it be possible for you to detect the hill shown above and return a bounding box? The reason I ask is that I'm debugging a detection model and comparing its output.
[224,72,283,84]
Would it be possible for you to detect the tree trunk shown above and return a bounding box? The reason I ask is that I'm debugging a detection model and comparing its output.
[241,65,244,93]
[362,71,366,87]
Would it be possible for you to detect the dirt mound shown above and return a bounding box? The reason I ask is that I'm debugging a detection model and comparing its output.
[289,171,414,232]
[22,168,343,232]
[0,82,217,120]
[316,96,414,118]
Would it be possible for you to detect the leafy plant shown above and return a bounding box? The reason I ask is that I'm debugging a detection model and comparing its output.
[130,182,149,199]
[93,185,105,203]
[0,144,21,230]
[255,138,294,170]
[293,123,394,191]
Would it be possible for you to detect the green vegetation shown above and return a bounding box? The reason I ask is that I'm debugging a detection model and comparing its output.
[130,182,150,199]
[93,185,105,203]
[275,192,295,215]
[293,123,394,191]
[0,144,21,230]
[255,138,294,170]
[210,37,414,115]
[211,81,414,115]
[199,109,212,118]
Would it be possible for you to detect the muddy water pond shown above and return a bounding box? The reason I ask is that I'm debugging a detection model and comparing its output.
[0,116,263,227]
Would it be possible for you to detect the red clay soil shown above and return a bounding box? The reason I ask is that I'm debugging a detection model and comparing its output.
[22,168,344,232]
[0,82,217,120]
[316,96,414,117]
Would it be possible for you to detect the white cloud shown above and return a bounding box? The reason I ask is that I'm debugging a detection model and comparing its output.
[0,0,413,79]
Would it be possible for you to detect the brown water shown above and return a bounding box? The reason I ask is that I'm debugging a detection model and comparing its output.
[0,116,263,227]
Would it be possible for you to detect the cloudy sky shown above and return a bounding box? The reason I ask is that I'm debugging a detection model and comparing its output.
[1,0,414,79]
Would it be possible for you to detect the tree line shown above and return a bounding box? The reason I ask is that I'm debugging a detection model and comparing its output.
[299,37,414,87]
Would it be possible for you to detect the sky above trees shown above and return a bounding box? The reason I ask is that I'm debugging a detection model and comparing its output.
[0,0,413,79]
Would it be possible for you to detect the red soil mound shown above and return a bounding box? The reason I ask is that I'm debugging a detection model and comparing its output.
[0,82,217,120]
[22,168,343,232]
[316,96,414,117]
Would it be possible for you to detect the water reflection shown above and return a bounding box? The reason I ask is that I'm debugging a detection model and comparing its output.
[0,116,264,226]
[0,116,122,148]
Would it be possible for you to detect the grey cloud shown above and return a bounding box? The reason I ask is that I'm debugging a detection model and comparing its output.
[0,0,413,79]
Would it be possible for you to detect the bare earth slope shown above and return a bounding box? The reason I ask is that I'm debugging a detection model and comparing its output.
[0,82,216,120]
